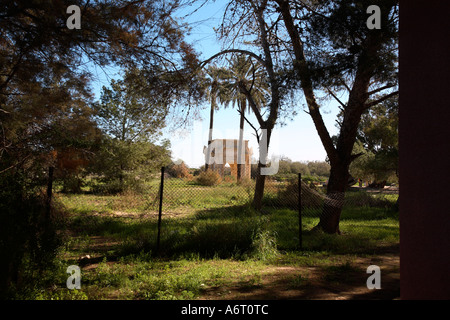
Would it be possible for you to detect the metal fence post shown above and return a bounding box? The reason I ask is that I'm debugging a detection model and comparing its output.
[298,173,303,250]
[156,166,165,256]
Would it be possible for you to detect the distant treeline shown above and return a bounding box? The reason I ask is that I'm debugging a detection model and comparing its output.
[171,158,331,182]
[257,158,330,181]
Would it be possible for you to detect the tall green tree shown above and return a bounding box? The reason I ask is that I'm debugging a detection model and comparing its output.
[95,79,168,143]
[92,77,170,190]
[350,95,398,185]
[1,0,200,174]
[0,0,200,297]
[275,0,398,233]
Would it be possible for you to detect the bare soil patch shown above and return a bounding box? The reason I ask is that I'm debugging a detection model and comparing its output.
[200,246,399,300]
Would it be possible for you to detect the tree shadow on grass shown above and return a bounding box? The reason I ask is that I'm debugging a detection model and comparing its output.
[102,204,267,260]
[68,203,399,270]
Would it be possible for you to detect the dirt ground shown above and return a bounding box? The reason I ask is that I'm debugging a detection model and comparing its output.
[200,245,400,300]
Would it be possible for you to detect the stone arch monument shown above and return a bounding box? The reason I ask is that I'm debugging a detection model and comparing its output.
[203,139,253,179]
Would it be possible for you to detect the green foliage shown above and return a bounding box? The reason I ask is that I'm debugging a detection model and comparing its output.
[306,161,331,178]
[219,54,269,113]
[350,96,398,183]
[272,158,330,182]
[0,172,67,299]
[196,170,222,186]
[250,229,279,261]
[166,161,193,179]
[307,0,398,88]
[35,289,89,301]
[93,78,168,143]
[87,77,172,194]
[89,138,171,194]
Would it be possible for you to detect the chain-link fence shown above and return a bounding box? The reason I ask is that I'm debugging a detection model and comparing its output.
[144,167,399,257]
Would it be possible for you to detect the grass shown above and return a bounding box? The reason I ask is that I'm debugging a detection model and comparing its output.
[321,261,362,284]
[35,178,399,300]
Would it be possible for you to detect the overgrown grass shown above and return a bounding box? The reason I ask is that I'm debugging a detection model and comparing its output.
[40,181,399,300]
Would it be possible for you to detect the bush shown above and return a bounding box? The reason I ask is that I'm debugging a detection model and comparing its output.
[0,173,67,299]
[166,162,193,180]
[223,175,236,184]
[196,170,221,186]
[272,179,325,209]
[61,176,84,193]
[91,179,124,195]
[90,174,150,195]
[344,191,396,209]
[250,229,278,261]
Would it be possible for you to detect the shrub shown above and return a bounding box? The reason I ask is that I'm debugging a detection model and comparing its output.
[91,179,124,194]
[61,176,84,193]
[0,173,67,299]
[223,175,236,184]
[90,174,150,195]
[273,179,325,209]
[250,229,278,261]
[166,162,193,179]
[196,170,221,186]
[344,191,396,208]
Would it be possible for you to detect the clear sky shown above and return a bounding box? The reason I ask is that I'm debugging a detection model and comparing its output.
[89,1,342,168]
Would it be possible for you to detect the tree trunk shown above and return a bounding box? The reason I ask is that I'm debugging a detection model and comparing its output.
[314,164,349,234]
[276,0,396,235]
[252,162,266,211]
[205,100,215,171]
[252,127,272,211]
[237,101,245,181]
[119,163,124,189]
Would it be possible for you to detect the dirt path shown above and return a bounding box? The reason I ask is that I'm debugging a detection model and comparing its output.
[200,247,399,300]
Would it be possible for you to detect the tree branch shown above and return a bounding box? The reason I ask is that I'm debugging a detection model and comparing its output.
[200,49,266,69]
[368,83,397,96]
[326,87,347,110]
[237,109,260,143]
[350,152,364,162]
[364,91,399,109]
[239,83,266,127]
[340,77,351,92]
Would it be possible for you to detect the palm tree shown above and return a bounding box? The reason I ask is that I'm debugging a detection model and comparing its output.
[204,65,228,171]
[220,54,269,180]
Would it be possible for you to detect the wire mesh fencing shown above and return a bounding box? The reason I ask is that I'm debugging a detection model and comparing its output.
[146,167,399,257]
[262,175,399,249]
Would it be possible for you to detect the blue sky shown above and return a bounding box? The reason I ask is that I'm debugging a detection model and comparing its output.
[89,1,342,168]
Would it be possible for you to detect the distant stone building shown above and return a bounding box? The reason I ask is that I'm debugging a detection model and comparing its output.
[203,139,252,179]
